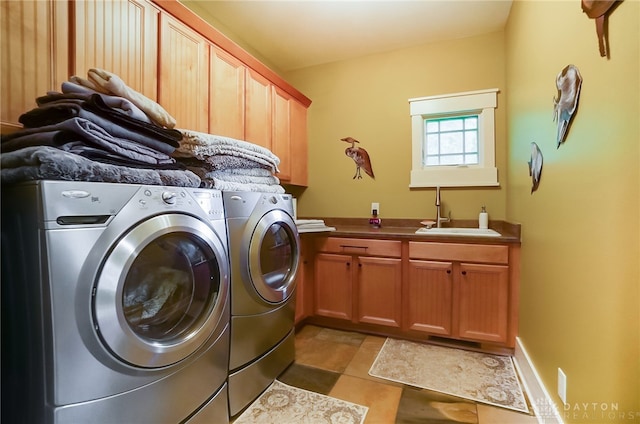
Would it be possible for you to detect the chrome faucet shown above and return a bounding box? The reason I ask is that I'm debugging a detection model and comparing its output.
[435,186,451,228]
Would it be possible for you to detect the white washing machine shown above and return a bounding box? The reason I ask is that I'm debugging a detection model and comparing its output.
[1,180,231,424]
[222,191,300,417]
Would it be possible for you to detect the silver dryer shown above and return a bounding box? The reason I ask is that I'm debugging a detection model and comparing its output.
[222,191,300,417]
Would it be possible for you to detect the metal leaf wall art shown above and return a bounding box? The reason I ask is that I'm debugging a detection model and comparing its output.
[553,64,583,148]
[528,142,543,194]
[341,137,375,180]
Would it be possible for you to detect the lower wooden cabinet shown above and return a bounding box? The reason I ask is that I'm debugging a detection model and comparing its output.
[313,238,402,327]
[406,259,453,335]
[303,236,520,350]
[357,256,402,327]
[314,253,353,320]
[294,238,312,325]
[457,262,509,343]
[407,259,509,344]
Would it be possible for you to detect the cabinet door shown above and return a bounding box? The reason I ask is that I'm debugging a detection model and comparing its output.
[209,46,245,139]
[289,99,308,186]
[1,0,68,131]
[356,256,402,328]
[294,240,313,325]
[245,69,272,149]
[272,86,291,181]
[406,260,453,335]
[314,253,353,320]
[158,12,209,132]
[457,263,509,343]
[73,0,158,100]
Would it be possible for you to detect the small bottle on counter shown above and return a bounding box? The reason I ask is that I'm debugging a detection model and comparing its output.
[479,206,488,229]
[369,209,382,229]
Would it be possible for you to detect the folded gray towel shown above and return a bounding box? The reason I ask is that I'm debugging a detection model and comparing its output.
[1,146,200,187]
[53,83,153,123]
[18,96,181,154]
[207,169,280,185]
[2,117,176,165]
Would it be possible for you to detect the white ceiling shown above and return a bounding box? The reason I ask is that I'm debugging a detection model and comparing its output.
[181,0,513,72]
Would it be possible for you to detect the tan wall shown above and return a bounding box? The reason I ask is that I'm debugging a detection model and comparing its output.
[285,32,508,221]
[200,1,639,419]
[505,0,639,421]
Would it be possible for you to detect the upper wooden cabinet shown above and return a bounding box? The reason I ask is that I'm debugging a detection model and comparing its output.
[158,12,209,132]
[289,99,308,186]
[1,0,311,186]
[272,86,292,181]
[209,46,245,140]
[1,0,69,131]
[73,0,159,100]
[244,69,272,149]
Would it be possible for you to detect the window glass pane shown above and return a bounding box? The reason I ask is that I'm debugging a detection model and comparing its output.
[426,134,439,154]
[441,119,462,131]
[465,131,478,151]
[441,132,463,153]
[423,115,479,167]
[464,117,478,129]
[441,155,463,165]
[426,121,439,133]
[425,156,439,166]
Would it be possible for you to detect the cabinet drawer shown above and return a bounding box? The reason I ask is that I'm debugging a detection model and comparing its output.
[315,237,401,257]
[409,242,508,264]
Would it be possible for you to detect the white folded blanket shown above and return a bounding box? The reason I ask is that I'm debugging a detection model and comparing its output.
[70,68,177,128]
[295,219,337,233]
[176,130,280,173]
[200,177,285,194]
[295,219,326,226]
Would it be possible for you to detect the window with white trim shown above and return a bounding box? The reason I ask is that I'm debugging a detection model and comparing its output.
[409,88,499,187]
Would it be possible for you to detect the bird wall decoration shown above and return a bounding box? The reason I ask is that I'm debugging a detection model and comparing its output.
[528,142,543,194]
[341,137,375,180]
[553,64,582,148]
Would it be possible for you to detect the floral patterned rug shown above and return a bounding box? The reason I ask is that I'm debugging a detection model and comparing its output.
[234,380,368,424]
[368,338,529,413]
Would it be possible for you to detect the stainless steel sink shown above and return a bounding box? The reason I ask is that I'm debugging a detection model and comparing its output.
[415,227,501,237]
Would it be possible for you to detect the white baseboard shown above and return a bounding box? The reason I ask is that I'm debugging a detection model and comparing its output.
[513,337,564,424]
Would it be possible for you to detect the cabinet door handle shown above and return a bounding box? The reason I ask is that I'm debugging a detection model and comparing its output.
[446,269,451,274]
[358,263,362,268]
[346,262,351,267]
[461,270,467,275]
[340,245,368,252]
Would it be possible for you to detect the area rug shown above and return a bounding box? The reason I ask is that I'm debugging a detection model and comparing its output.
[368,338,529,414]
[233,380,369,424]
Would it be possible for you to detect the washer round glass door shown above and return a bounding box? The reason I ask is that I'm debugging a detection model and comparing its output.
[93,214,228,368]
[248,209,299,303]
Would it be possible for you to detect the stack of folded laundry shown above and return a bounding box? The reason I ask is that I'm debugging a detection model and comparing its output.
[174,129,284,193]
[1,69,200,187]
[295,219,336,233]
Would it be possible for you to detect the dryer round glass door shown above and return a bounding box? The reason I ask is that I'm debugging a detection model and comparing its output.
[93,214,229,368]
[248,209,300,303]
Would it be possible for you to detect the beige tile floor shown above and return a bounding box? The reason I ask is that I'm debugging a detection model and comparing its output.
[278,325,539,424]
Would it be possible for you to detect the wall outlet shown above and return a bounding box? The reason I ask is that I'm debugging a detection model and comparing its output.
[371,202,380,214]
[558,368,567,404]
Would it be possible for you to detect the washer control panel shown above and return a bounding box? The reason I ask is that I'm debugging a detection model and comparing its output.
[135,187,224,220]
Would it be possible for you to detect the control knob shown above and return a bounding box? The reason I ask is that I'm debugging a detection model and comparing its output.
[162,191,177,204]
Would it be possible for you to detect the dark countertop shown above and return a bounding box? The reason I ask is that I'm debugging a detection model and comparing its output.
[299,218,521,244]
